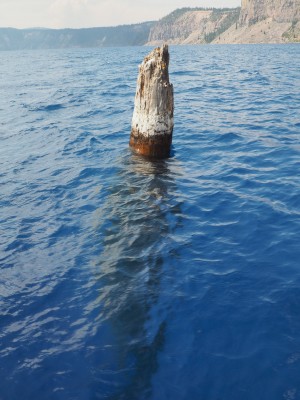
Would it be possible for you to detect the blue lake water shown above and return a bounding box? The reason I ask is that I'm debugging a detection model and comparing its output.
[0,44,300,400]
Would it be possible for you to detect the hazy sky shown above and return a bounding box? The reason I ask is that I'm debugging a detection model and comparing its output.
[0,0,241,29]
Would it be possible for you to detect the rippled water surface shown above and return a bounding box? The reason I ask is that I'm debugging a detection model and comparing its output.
[1,44,300,400]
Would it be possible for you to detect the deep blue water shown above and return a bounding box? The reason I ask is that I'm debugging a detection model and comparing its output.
[1,44,300,400]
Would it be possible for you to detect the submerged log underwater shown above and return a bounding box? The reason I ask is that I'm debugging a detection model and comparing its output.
[129,44,174,159]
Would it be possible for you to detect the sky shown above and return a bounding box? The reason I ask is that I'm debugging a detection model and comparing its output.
[0,0,241,29]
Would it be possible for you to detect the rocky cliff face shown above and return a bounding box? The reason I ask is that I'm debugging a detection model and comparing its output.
[214,0,300,43]
[239,0,300,25]
[147,2,299,45]
[147,8,240,45]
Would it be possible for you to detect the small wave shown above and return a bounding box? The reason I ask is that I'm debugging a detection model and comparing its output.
[35,104,64,112]
[77,167,103,180]
[214,132,241,143]
[48,224,81,246]
[24,103,65,112]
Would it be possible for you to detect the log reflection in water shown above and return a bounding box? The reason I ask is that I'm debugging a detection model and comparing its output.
[92,153,183,399]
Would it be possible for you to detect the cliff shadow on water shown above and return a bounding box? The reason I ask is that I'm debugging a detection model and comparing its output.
[90,151,184,399]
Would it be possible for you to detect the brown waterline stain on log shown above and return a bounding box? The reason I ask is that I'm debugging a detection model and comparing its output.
[129,130,173,159]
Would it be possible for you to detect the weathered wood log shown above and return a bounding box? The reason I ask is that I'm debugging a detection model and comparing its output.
[130,44,174,159]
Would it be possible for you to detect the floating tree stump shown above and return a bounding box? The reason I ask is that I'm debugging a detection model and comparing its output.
[129,44,174,159]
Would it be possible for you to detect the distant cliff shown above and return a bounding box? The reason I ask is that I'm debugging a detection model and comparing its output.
[214,0,300,43]
[239,0,300,25]
[147,1,299,45]
[0,23,153,51]
[147,8,241,45]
